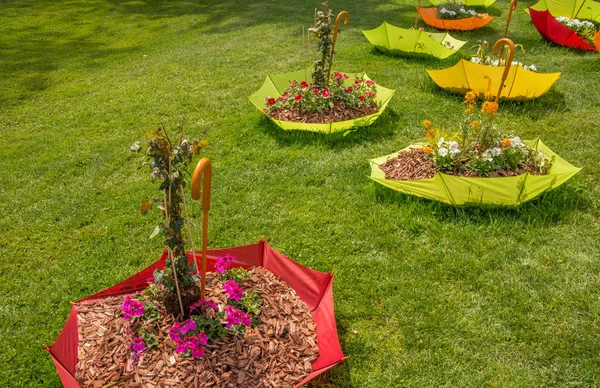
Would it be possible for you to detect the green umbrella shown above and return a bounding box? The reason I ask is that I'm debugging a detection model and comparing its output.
[362,22,467,59]
[527,0,600,22]
[369,138,581,206]
[249,69,395,133]
[428,0,497,7]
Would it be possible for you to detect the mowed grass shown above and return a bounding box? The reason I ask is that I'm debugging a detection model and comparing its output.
[1,0,599,386]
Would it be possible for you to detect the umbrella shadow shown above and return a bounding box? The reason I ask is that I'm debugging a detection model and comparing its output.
[257,108,400,150]
[368,46,464,67]
[372,180,590,226]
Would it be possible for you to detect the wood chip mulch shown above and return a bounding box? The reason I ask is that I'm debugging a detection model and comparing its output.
[266,100,378,124]
[380,148,545,180]
[75,267,319,388]
[379,148,436,180]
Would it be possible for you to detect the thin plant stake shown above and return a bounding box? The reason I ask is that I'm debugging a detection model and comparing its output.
[163,188,185,318]
[414,0,421,29]
[180,187,199,276]
[191,158,212,301]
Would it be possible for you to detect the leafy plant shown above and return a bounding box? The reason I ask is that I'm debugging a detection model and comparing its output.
[470,40,536,71]
[555,16,599,45]
[435,2,478,20]
[308,0,334,87]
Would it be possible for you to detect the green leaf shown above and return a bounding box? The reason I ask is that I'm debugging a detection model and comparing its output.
[150,224,163,239]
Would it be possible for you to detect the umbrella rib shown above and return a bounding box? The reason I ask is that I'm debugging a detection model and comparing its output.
[311,274,334,313]
[437,173,457,205]
[385,22,391,50]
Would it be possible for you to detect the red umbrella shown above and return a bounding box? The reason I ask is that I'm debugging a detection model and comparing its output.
[529,8,597,51]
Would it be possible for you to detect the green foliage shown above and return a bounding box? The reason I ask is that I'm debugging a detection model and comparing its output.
[191,314,229,340]
[435,2,478,20]
[237,291,261,316]
[309,0,334,86]
[223,268,250,283]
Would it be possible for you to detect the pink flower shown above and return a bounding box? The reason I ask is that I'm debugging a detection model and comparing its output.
[321,88,330,98]
[169,319,197,341]
[359,95,365,101]
[295,94,303,102]
[214,254,235,273]
[191,347,205,358]
[313,88,320,96]
[365,80,374,86]
[121,296,145,321]
[223,280,243,301]
[300,81,309,89]
[189,299,219,313]
[131,337,146,352]
[224,306,252,328]
[146,277,154,283]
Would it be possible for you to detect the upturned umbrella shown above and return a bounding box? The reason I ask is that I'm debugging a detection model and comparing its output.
[362,22,467,59]
[529,8,597,51]
[46,158,345,387]
[249,68,395,133]
[428,0,496,7]
[416,6,495,30]
[527,0,600,22]
[369,139,581,206]
[596,31,600,52]
[427,38,561,100]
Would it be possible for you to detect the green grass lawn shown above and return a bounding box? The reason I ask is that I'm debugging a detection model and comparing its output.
[1,0,599,386]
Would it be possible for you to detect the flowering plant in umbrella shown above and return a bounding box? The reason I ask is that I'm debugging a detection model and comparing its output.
[250,0,395,132]
[435,1,479,19]
[554,16,599,46]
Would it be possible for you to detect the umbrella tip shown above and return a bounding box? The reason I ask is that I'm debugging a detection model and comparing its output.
[261,235,266,242]
[341,355,349,361]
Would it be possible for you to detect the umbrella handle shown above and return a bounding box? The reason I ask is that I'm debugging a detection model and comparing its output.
[414,0,422,29]
[191,158,212,301]
[327,11,350,84]
[492,38,515,102]
[484,75,492,93]
[503,0,518,38]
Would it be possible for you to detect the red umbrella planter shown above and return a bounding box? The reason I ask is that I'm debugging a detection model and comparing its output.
[46,159,345,387]
[529,8,597,51]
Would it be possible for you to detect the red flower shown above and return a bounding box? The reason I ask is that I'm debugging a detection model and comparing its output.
[313,88,320,96]
[266,97,276,105]
[343,73,349,79]
[359,95,365,101]
[290,80,298,87]
[300,81,309,89]
[355,77,363,85]
[366,91,374,97]
[344,87,353,94]
[321,88,330,98]
[365,80,374,86]
[295,94,303,102]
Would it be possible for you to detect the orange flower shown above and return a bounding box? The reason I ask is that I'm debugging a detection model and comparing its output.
[464,90,479,104]
[422,146,433,154]
[426,128,435,139]
[423,120,432,129]
[502,138,512,147]
[471,120,480,130]
[464,107,473,115]
[484,91,494,101]
[481,101,498,115]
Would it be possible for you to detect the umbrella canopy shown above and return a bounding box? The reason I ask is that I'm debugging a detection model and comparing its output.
[249,69,395,133]
[428,0,496,7]
[369,139,581,206]
[527,0,600,22]
[529,8,597,51]
[362,22,467,59]
[47,240,345,388]
[426,59,561,100]
[417,7,495,30]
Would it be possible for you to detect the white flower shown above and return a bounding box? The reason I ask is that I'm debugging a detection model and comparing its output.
[524,64,537,71]
[459,8,466,13]
[440,7,448,13]
[468,9,476,15]
[449,10,457,16]
[438,137,445,148]
[510,136,524,148]
[482,150,493,162]
[471,57,481,64]
[448,141,461,157]
[438,147,449,157]
[490,147,502,157]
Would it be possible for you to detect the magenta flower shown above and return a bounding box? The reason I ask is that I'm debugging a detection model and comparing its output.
[173,332,207,359]
[121,296,145,321]
[169,319,197,341]
[224,306,252,328]
[146,277,154,283]
[131,337,146,352]
[191,347,205,358]
[189,299,219,313]
[214,254,235,273]
[223,280,243,301]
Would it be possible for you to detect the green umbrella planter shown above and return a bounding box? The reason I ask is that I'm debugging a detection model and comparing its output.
[249,68,395,133]
[368,83,580,206]
[362,22,467,59]
[369,139,580,206]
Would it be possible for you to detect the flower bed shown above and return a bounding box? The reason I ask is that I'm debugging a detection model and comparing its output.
[427,0,496,7]
[362,22,466,59]
[47,241,345,387]
[417,6,494,31]
[368,92,580,205]
[249,69,395,132]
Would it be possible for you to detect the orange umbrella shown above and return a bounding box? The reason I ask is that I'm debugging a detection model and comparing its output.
[416,7,495,30]
[595,31,600,53]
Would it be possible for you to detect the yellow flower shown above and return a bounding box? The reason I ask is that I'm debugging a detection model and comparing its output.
[464,107,473,115]
[502,138,512,147]
[481,101,498,115]
[471,120,480,130]
[484,91,494,101]
[423,146,433,154]
[423,120,432,129]
[426,128,435,139]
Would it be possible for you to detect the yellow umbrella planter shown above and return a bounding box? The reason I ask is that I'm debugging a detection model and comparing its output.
[250,2,395,133]
[369,40,580,206]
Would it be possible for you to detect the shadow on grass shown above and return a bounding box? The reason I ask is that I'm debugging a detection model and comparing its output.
[256,108,400,150]
[372,180,589,226]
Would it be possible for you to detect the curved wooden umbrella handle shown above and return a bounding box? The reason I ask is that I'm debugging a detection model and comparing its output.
[493,38,515,102]
[327,11,350,83]
[191,158,212,300]
[503,0,518,38]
